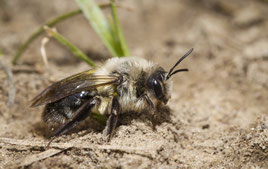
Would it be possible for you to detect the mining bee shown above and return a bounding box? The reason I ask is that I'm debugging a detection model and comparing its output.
[31,48,193,145]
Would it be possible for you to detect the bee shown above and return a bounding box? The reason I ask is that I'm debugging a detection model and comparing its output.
[31,48,193,145]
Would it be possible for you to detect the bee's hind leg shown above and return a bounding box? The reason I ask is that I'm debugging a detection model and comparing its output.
[103,97,121,141]
[46,97,100,148]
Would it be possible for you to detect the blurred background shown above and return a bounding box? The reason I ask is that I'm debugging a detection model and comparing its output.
[0,0,267,168]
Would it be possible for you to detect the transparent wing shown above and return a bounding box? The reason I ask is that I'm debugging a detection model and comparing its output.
[31,69,120,107]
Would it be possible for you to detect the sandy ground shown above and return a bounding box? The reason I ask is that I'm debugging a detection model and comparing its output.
[0,0,267,168]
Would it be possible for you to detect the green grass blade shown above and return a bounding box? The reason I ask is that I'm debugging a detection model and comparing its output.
[44,26,96,67]
[110,0,130,57]
[108,15,123,56]
[76,0,118,57]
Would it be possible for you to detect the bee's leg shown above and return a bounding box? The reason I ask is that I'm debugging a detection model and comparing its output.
[142,94,157,130]
[46,97,100,148]
[103,97,121,141]
[151,112,157,131]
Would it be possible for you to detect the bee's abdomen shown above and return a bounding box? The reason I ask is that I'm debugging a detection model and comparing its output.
[42,91,92,126]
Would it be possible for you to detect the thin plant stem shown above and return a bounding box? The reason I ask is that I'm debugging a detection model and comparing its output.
[44,26,96,67]
[12,3,110,65]
[12,9,81,65]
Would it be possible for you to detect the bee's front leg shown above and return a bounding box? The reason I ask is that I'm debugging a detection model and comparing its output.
[141,94,157,130]
[103,97,121,141]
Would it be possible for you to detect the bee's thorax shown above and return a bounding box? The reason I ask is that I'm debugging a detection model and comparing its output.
[95,57,172,113]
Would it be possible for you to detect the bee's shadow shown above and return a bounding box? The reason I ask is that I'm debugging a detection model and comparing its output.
[33,118,104,139]
[33,105,172,139]
[118,105,172,130]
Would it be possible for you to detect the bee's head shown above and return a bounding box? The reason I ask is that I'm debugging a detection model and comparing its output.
[146,69,169,104]
[145,48,193,107]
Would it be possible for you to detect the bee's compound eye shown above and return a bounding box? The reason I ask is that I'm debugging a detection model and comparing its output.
[148,78,163,99]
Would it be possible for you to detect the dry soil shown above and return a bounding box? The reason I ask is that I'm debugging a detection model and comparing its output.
[0,0,267,168]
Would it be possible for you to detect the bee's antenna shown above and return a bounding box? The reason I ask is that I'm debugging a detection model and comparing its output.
[166,48,193,80]
[167,68,188,78]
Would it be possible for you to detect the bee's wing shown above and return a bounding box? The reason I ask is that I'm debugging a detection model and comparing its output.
[31,69,120,107]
